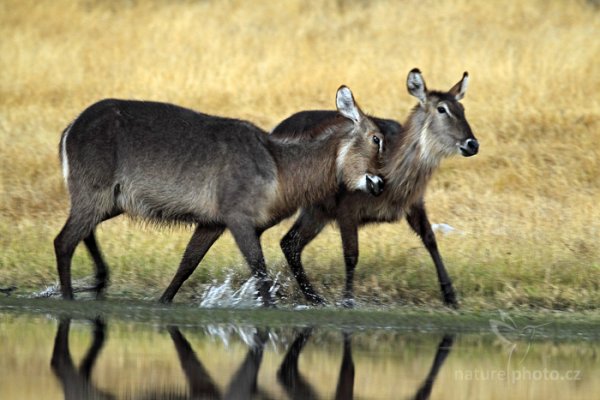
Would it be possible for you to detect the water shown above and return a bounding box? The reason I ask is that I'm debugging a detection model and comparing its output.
[199,274,282,309]
[0,299,598,399]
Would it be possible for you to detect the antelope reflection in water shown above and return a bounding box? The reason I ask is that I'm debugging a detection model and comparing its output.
[50,319,270,399]
[50,318,113,400]
[277,327,355,400]
[277,329,454,400]
[50,320,454,399]
[168,326,271,399]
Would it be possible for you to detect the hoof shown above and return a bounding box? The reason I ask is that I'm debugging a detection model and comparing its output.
[440,282,458,309]
[158,295,173,304]
[445,300,459,310]
[93,282,108,300]
[442,290,459,309]
[300,284,326,306]
[340,298,356,309]
[0,286,16,296]
[306,293,327,307]
[261,297,276,308]
[258,278,276,308]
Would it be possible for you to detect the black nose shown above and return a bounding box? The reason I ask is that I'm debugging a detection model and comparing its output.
[367,175,384,196]
[461,138,479,156]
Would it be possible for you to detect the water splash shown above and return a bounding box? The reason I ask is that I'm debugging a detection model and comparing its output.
[203,324,282,350]
[31,278,97,298]
[199,273,281,309]
[205,324,257,347]
[32,284,61,298]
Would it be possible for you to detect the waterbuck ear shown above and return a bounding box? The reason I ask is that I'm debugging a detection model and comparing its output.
[336,85,363,124]
[449,71,469,101]
[407,68,428,104]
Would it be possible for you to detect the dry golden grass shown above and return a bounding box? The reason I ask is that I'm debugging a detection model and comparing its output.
[1,0,599,309]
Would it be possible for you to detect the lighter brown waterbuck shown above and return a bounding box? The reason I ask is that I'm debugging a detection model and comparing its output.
[55,86,385,306]
[271,69,479,308]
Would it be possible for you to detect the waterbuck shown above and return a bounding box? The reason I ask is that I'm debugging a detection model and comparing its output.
[271,69,479,308]
[55,86,384,305]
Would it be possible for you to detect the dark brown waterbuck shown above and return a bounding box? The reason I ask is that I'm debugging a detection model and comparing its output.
[55,86,384,305]
[271,69,479,308]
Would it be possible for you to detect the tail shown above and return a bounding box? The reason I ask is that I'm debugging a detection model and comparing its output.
[59,121,74,185]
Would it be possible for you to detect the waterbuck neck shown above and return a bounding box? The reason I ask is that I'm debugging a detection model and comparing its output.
[267,121,355,215]
[382,106,443,205]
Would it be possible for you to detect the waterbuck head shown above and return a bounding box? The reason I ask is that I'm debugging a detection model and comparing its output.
[407,68,479,158]
[335,85,385,196]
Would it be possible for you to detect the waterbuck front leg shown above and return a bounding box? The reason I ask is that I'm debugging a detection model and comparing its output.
[338,218,360,308]
[406,201,458,308]
[280,208,328,306]
[227,219,273,307]
[160,225,225,303]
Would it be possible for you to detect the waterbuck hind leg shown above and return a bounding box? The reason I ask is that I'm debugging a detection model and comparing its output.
[54,213,100,300]
[54,221,80,300]
[55,182,116,300]
[280,209,327,306]
[338,219,359,308]
[227,220,273,307]
[83,232,110,299]
[81,211,122,298]
[406,201,458,308]
[160,225,225,304]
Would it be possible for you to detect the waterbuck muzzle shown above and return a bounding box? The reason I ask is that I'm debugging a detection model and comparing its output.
[366,174,384,196]
[459,138,479,157]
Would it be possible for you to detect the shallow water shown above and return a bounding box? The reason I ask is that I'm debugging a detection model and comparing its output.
[0,300,598,399]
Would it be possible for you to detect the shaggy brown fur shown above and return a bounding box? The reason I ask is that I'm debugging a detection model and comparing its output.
[271,69,478,307]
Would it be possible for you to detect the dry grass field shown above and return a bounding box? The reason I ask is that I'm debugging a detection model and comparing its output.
[1,0,598,309]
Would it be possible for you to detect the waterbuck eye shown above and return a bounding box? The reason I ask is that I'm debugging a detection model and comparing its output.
[437,106,447,114]
[372,136,380,145]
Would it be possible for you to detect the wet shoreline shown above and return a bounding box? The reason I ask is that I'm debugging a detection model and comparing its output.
[2,297,599,341]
